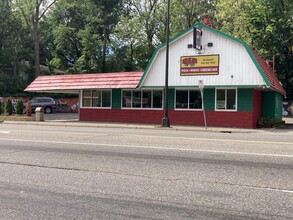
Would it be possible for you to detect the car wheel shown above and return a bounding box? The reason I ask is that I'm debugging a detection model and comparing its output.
[44,106,52,114]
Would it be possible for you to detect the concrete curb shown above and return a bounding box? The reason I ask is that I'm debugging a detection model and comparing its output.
[2,120,279,134]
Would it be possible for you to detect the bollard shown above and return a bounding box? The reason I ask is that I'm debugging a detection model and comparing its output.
[35,107,44,121]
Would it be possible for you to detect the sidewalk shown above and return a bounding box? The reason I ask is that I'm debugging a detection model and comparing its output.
[3,118,292,134]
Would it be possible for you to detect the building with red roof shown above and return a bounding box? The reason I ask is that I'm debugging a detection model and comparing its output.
[25,23,286,128]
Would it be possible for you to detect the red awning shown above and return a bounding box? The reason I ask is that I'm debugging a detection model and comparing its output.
[25,72,143,93]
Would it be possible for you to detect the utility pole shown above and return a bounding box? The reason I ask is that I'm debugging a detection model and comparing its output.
[162,0,170,127]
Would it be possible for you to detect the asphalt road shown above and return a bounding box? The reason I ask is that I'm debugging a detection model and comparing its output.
[0,123,293,219]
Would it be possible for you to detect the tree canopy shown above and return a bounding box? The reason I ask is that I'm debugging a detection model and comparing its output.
[0,0,292,98]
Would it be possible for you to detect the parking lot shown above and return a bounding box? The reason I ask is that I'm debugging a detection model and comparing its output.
[44,113,79,122]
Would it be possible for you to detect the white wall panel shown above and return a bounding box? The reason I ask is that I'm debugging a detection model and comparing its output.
[141,27,266,88]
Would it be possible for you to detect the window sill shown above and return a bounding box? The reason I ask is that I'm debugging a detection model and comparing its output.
[215,109,237,112]
[80,107,112,109]
[174,108,203,111]
[121,108,163,110]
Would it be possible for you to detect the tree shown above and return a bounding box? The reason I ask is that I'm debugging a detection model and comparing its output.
[93,0,123,72]
[15,0,57,77]
[0,0,30,78]
[0,101,3,115]
[42,0,103,73]
[16,100,24,115]
[5,100,13,116]
[215,0,293,98]
[115,0,165,70]
[0,0,32,96]
[170,0,217,37]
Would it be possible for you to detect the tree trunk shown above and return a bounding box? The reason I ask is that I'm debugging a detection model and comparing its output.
[33,20,41,77]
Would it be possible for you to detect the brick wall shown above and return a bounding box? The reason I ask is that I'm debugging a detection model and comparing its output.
[80,108,256,128]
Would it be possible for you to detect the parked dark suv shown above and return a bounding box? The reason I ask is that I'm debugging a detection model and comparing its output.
[25,97,56,114]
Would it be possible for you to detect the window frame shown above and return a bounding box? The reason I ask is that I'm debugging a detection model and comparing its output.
[121,89,163,110]
[215,88,237,111]
[174,89,203,111]
[81,89,112,109]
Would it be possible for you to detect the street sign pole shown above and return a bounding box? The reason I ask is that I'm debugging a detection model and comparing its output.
[198,80,207,129]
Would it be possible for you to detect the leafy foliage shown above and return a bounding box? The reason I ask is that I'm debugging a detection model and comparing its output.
[16,100,24,115]
[216,0,293,98]
[0,76,28,97]
[0,0,32,80]
[5,100,13,116]
[0,0,292,98]
[0,102,3,115]
[257,117,285,128]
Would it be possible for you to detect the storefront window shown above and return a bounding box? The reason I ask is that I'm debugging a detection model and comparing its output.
[92,90,101,107]
[189,90,202,109]
[176,90,188,109]
[227,89,236,110]
[82,89,111,108]
[216,89,225,109]
[175,90,202,109]
[143,91,152,108]
[216,88,237,110]
[122,89,163,109]
[153,90,163,108]
[122,90,132,108]
[82,90,92,107]
[102,90,111,107]
[132,91,142,108]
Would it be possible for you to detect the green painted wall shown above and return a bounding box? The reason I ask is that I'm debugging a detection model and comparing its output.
[203,88,254,111]
[168,89,175,110]
[261,91,283,119]
[275,92,283,119]
[204,89,215,110]
[112,88,284,119]
[238,89,253,111]
[112,89,121,109]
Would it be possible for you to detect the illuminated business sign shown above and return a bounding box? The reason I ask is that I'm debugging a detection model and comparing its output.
[180,55,219,76]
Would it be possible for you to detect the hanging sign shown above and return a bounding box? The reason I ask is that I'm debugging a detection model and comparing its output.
[180,55,219,76]
[193,27,202,50]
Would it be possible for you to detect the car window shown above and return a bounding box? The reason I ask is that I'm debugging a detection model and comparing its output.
[38,99,50,103]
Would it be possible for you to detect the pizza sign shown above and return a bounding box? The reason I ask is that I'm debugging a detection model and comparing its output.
[180,55,219,76]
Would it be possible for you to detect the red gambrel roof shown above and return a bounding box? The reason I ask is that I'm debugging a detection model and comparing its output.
[25,72,143,92]
[250,48,286,96]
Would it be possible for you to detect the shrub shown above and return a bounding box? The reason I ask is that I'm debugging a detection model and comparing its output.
[257,117,285,128]
[0,102,2,115]
[26,101,32,116]
[5,99,13,115]
[16,100,24,115]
